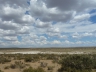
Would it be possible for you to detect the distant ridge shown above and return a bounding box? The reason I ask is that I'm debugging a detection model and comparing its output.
[0,46,96,49]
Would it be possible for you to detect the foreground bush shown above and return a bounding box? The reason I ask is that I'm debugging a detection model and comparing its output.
[0,70,3,72]
[0,57,11,64]
[15,61,26,69]
[10,64,17,69]
[58,55,93,72]
[23,67,45,72]
[24,56,32,62]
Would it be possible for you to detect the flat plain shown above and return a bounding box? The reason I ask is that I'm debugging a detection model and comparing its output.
[0,47,96,72]
[0,47,96,54]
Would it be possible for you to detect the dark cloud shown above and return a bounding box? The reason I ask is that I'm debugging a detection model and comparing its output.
[16,31,29,34]
[0,0,28,7]
[41,12,73,22]
[0,23,18,30]
[44,0,78,11]
[30,0,74,22]
[44,0,96,12]
[4,33,17,36]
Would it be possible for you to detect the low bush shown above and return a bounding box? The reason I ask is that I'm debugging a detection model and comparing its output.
[10,64,17,69]
[0,70,3,72]
[58,55,93,72]
[4,66,10,69]
[40,62,47,67]
[47,66,54,70]
[0,57,11,64]
[24,56,32,62]
[16,61,25,69]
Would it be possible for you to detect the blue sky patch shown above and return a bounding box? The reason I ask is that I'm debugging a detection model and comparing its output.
[90,15,96,23]
[17,36,22,41]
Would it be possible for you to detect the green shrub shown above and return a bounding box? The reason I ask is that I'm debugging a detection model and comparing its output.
[0,57,11,64]
[24,56,32,62]
[58,55,93,72]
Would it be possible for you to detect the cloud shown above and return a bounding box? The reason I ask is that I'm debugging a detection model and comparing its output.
[44,0,78,11]
[52,40,61,44]
[0,0,28,7]
[71,13,90,23]
[82,32,93,37]
[29,0,75,22]
[17,26,30,34]
[0,29,16,36]
[30,34,38,39]
[40,36,47,41]
[72,32,80,38]
[59,35,68,39]
[35,19,52,28]
[0,20,19,30]
[29,0,96,23]
[46,27,60,36]
[72,32,94,39]
[0,5,34,25]
[3,36,18,41]
[44,0,96,12]
[0,0,96,47]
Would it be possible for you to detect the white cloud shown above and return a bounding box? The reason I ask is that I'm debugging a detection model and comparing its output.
[30,34,38,39]
[17,26,30,34]
[52,40,61,44]
[71,13,90,23]
[64,40,74,44]
[82,32,93,37]
[35,19,52,28]
[72,32,80,38]
[72,32,94,39]
[75,41,82,44]
[59,35,68,39]
[0,20,19,30]
[21,15,35,25]
[40,36,47,41]
[3,36,18,41]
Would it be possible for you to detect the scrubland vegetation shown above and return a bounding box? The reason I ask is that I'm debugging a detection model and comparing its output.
[0,53,96,72]
[0,48,96,72]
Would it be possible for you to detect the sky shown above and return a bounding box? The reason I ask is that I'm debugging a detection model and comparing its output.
[0,0,96,48]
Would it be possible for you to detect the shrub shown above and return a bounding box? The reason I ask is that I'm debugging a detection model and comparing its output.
[0,70,3,72]
[15,61,26,69]
[40,62,47,67]
[58,55,93,72]
[4,66,10,69]
[10,64,16,69]
[47,66,54,70]
[0,57,11,64]
[24,56,32,62]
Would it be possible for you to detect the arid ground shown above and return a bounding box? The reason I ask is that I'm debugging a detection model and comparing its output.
[0,47,96,72]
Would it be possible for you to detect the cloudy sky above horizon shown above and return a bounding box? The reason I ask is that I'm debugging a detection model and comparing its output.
[0,0,96,48]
